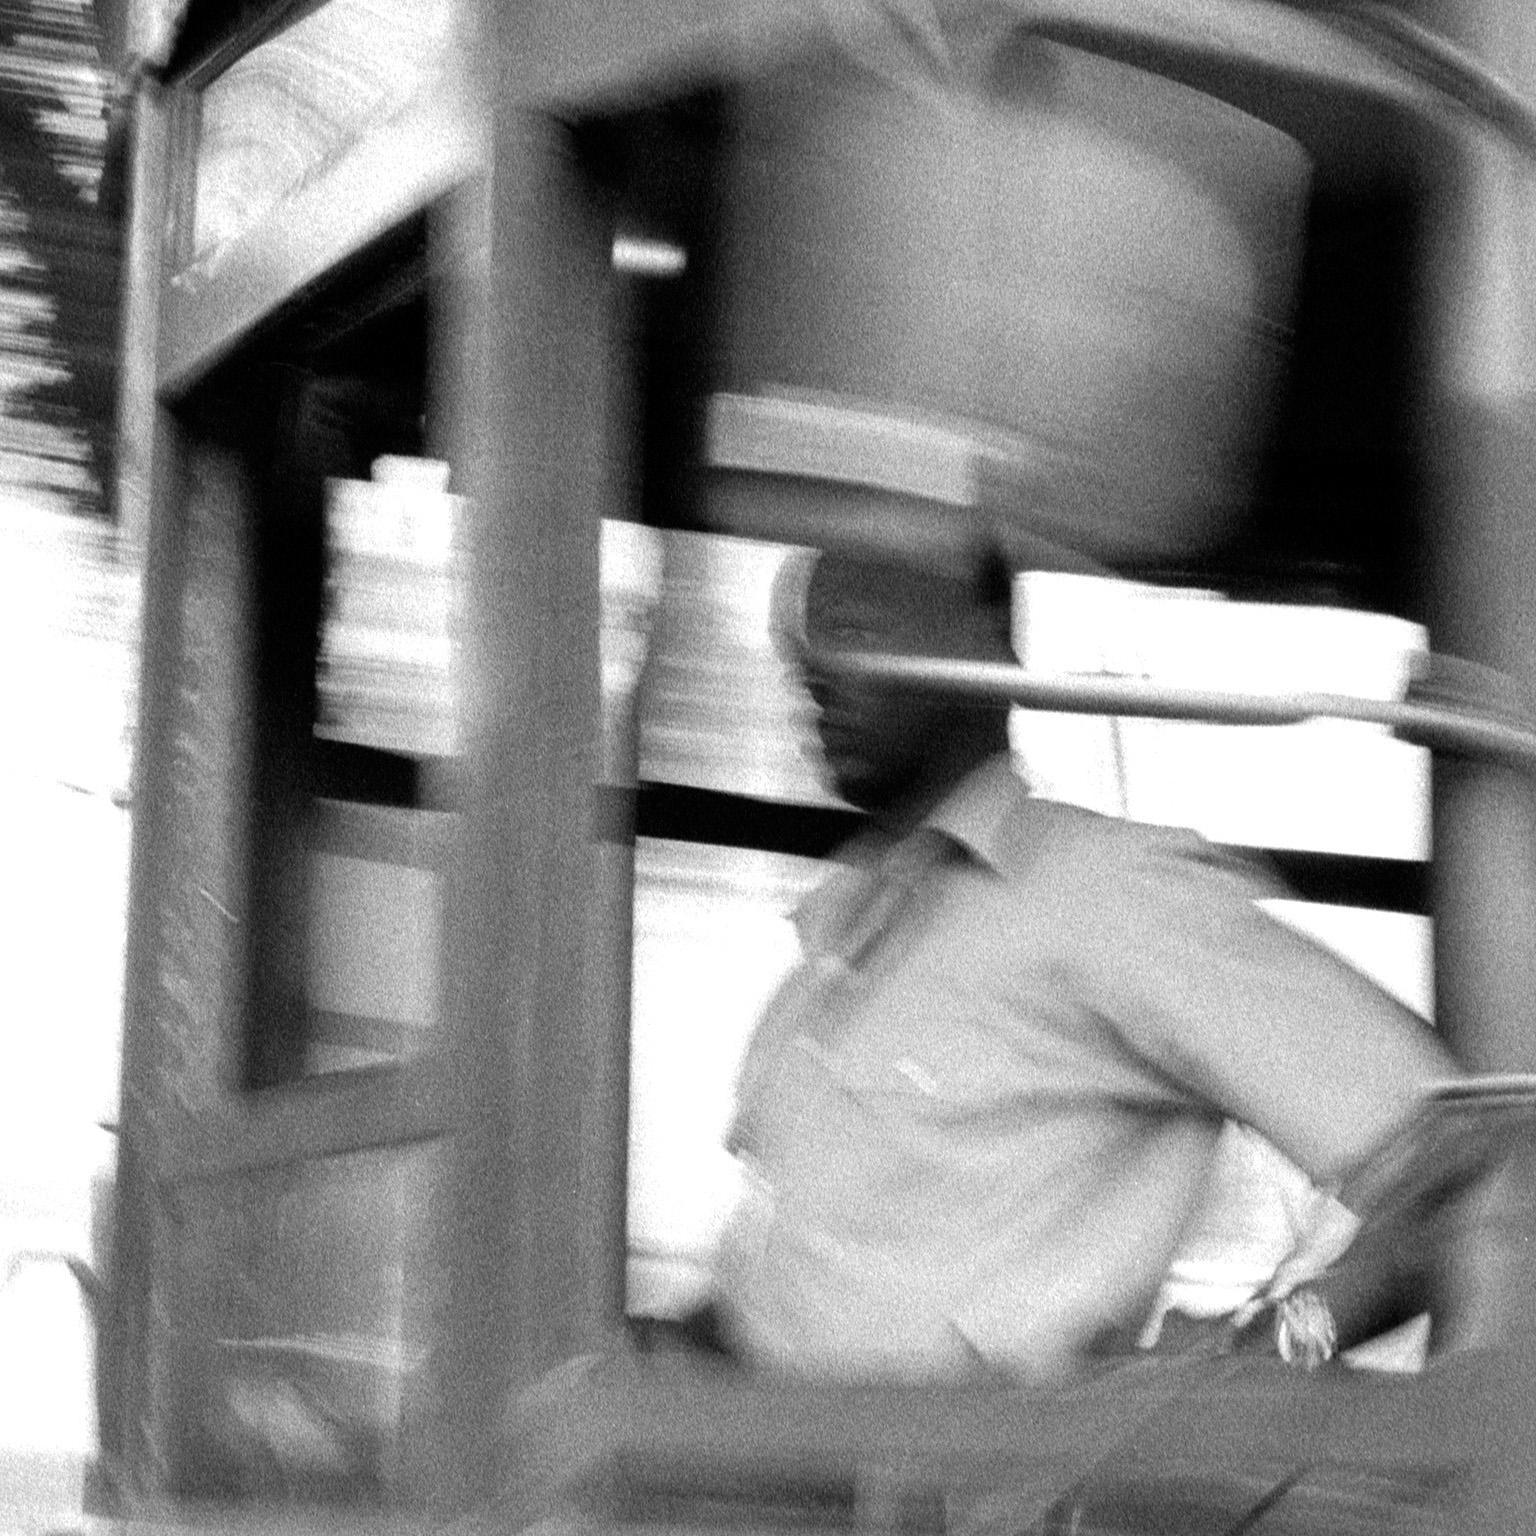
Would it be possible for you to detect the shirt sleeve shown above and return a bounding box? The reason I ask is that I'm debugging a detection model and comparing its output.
[1071,826,1456,1187]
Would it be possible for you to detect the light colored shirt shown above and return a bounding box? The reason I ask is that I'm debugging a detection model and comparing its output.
[714,756,1452,1380]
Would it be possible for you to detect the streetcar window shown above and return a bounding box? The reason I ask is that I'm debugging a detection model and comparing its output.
[178,217,457,1091]
[615,545,1436,1325]
[249,289,443,1088]
[602,27,1439,1330]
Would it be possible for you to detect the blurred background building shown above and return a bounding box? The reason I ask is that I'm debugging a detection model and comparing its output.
[0,0,129,1523]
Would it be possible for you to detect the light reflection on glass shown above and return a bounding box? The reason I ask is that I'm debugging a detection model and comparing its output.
[193,0,456,257]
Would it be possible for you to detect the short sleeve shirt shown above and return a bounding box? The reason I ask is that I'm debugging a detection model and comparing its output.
[714,757,1452,1380]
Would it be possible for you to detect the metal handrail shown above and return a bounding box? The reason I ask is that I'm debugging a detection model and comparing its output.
[1325,1,1536,157]
[1020,0,1536,160]
[826,651,1536,771]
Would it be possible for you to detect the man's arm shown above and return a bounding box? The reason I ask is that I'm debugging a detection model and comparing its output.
[1081,828,1461,1355]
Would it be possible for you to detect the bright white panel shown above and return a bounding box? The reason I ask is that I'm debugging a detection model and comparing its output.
[626,839,817,1285]
[1013,572,1431,860]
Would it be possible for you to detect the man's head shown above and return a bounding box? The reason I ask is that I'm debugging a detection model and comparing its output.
[786,542,1014,822]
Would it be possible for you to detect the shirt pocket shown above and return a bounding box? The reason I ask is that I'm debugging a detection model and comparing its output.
[827,986,1022,1130]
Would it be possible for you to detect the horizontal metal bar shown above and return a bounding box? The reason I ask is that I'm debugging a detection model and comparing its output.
[606,782,1430,912]
[524,1352,1479,1515]
[156,1059,450,1182]
[827,652,1536,770]
[312,796,456,868]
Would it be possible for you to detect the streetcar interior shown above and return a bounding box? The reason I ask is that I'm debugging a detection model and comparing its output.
[92,0,1536,1528]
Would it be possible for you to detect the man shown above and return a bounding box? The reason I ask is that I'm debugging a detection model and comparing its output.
[710,540,1455,1382]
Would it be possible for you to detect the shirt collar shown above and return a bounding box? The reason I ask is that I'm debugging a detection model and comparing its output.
[924,752,1029,872]
[790,754,1027,949]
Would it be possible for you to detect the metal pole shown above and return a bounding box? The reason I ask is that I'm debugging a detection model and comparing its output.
[1406,0,1536,1516]
[820,650,1536,771]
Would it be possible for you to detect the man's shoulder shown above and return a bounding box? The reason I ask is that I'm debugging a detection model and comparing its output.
[933,760,1142,873]
[995,791,1276,898]
[926,756,1278,902]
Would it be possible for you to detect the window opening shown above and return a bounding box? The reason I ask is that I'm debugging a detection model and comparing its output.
[599,32,1439,1374]
[182,218,451,1090]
